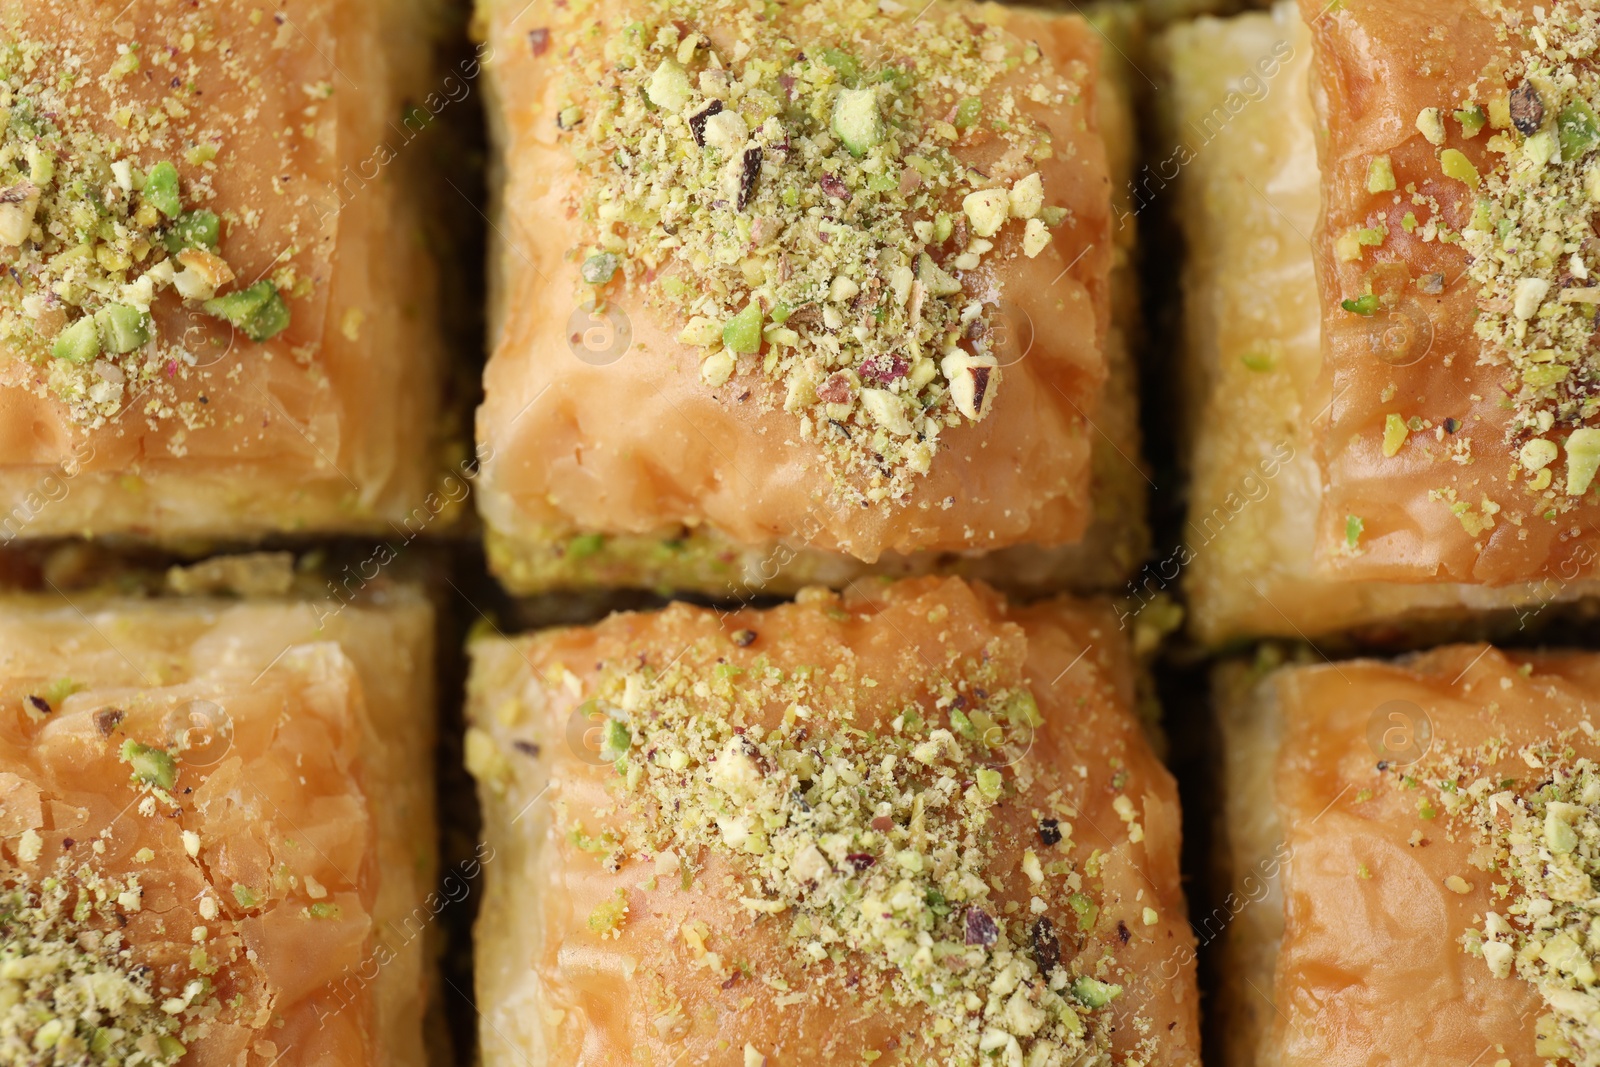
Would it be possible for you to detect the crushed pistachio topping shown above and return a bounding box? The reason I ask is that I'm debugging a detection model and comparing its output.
[1465,753,1600,1063]
[555,0,1077,505]
[1398,737,1600,1064]
[0,864,191,1065]
[0,33,292,431]
[1455,3,1600,498]
[561,647,1123,1066]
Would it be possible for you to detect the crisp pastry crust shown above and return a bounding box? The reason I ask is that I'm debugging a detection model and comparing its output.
[474,0,1146,595]
[0,585,437,1066]
[465,576,1200,1067]
[1163,4,1600,643]
[0,0,453,543]
[1214,644,1600,1067]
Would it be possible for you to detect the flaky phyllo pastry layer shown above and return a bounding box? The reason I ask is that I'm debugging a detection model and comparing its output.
[474,0,1145,594]
[0,0,452,541]
[466,578,1200,1067]
[0,588,438,1066]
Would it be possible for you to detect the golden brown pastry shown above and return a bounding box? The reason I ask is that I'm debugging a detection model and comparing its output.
[1165,0,1600,643]
[0,577,438,1066]
[0,0,454,543]
[465,576,1200,1067]
[472,0,1148,596]
[1215,643,1600,1067]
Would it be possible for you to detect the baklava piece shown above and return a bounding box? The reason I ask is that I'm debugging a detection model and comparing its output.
[473,0,1147,597]
[0,0,453,542]
[465,576,1199,1066]
[1215,643,1600,1066]
[0,581,437,1065]
[1165,0,1600,643]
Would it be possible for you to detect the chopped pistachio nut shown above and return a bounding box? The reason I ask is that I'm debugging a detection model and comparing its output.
[1022,218,1051,259]
[119,739,177,791]
[1382,413,1410,457]
[1567,427,1600,496]
[581,252,620,285]
[1440,149,1479,188]
[1521,436,1560,472]
[1455,103,1488,138]
[831,88,885,157]
[0,865,193,1065]
[1461,3,1600,494]
[1406,748,1600,1064]
[557,1,1076,504]
[723,302,764,355]
[0,34,293,430]
[202,282,291,343]
[1368,154,1397,193]
[550,636,1118,1067]
[95,304,150,355]
[1416,107,1447,146]
[962,189,1010,238]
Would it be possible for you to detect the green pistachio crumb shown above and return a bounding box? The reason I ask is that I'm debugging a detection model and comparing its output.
[162,208,220,254]
[1454,103,1487,137]
[51,316,100,363]
[1367,154,1396,193]
[831,87,884,157]
[94,304,149,355]
[581,252,619,284]
[202,281,291,342]
[1560,100,1600,160]
[142,161,182,219]
[722,302,764,354]
[119,740,176,791]
[1071,977,1121,1009]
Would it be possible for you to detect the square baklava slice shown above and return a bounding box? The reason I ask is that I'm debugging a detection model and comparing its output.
[466,576,1199,1066]
[0,0,455,542]
[0,577,437,1065]
[473,0,1148,597]
[1164,0,1600,643]
[1214,643,1600,1065]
